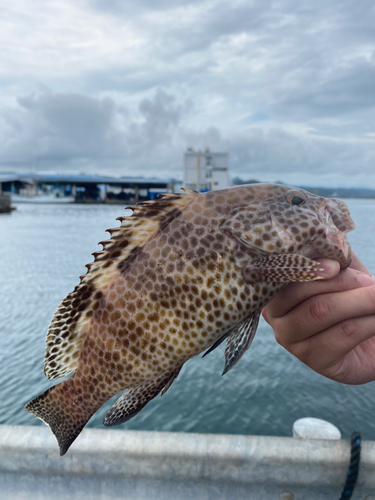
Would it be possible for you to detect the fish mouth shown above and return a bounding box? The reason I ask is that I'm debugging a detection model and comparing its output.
[308,237,352,270]
[320,207,352,269]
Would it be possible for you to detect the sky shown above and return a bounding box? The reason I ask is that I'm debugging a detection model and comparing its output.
[0,0,374,187]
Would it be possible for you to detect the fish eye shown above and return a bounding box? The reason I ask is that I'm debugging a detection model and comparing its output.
[288,195,305,206]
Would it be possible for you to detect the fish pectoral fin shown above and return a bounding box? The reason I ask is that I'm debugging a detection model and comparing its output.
[103,371,179,427]
[222,310,261,375]
[243,254,324,285]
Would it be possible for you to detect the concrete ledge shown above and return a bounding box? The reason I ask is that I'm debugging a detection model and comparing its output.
[0,425,374,499]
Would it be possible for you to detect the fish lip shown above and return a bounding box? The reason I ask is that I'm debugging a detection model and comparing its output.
[307,244,352,270]
[325,230,352,269]
[318,205,352,269]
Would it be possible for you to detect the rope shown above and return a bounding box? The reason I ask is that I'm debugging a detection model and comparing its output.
[339,431,361,500]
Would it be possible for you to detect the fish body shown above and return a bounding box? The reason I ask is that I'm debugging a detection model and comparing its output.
[25,184,355,455]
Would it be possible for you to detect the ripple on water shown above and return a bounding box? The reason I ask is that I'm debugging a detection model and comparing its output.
[1,200,375,439]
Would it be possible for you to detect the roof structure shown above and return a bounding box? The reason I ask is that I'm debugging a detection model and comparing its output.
[0,173,173,189]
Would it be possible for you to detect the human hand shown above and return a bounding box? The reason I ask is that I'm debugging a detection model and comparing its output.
[262,252,375,385]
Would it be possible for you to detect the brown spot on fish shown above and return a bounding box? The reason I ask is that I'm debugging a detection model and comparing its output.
[25,185,355,455]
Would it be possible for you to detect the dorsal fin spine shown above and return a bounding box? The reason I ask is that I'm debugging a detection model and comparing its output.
[43,189,197,380]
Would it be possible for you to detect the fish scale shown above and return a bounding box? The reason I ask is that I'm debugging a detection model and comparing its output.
[25,183,355,455]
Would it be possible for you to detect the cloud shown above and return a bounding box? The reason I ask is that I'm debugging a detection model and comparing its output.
[1,92,122,167]
[1,87,374,187]
[0,0,375,185]
[81,0,375,129]
[0,89,190,174]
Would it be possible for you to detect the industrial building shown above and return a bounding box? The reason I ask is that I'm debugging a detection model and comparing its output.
[183,148,229,192]
[0,173,174,203]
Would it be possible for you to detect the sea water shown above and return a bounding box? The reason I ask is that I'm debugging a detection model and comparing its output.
[1,199,375,439]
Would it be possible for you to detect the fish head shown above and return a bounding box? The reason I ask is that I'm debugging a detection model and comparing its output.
[273,188,355,269]
[222,184,355,269]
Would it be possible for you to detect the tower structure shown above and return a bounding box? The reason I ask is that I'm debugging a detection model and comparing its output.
[183,148,229,191]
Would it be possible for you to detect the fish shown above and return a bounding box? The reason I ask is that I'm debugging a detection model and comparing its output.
[25,183,355,456]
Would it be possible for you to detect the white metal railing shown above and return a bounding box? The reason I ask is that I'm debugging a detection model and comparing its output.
[0,425,374,500]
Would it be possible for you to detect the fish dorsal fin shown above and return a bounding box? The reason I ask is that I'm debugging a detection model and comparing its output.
[44,190,197,380]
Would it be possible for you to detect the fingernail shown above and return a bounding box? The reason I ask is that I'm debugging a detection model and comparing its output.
[358,273,375,287]
[315,259,339,276]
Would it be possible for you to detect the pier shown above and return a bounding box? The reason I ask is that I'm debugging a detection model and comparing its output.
[1,425,374,500]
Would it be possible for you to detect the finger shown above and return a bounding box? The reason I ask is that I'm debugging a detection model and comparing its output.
[289,314,375,384]
[349,251,371,275]
[272,283,375,346]
[263,264,370,320]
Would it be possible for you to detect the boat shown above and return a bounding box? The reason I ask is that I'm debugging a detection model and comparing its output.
[11,193,75,204]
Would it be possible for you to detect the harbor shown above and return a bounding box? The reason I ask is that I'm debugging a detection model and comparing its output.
[0,173,175,205]
[0,197,375,498]
[1,161,375,499]
[0,148,231,206]
[1,1,375,497]
[1,177,375,498]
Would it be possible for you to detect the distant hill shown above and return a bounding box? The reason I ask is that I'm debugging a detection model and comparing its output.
[231,177,375,198]
[232,177,261,185]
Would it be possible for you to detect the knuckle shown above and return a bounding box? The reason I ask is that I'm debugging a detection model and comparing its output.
[337,320,359,341]
[308,296,332,323]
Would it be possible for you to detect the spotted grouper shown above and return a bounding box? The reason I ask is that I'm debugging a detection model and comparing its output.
[25,184,355,455]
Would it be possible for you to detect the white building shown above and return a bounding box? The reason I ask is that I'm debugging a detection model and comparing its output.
[184,148,229,191]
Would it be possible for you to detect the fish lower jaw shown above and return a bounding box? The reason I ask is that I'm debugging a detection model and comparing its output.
[303,244,351,270]
[326,232,352,269]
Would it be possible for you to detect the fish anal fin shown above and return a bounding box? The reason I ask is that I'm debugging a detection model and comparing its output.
[243,254,324,285]
[223,310,261,375]
[103,371,179,427]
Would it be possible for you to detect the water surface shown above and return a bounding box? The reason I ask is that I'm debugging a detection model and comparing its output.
[1,199,375,439]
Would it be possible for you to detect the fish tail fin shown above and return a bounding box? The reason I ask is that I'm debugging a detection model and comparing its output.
[25,380,94,456]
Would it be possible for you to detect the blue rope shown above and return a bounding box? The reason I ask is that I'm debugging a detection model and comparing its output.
[339,431,361,500]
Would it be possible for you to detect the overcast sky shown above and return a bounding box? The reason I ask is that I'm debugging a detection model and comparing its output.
[1,0,374,186]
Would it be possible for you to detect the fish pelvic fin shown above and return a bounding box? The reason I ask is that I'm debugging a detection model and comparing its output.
[25,380,95,456]
[202,327,236,358]
[44,190,197,381]
[222,310,261,375]
[103,369,182,427]
[204,311,261,374]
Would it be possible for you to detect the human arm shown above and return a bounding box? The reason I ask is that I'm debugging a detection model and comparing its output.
[262,253,375,385]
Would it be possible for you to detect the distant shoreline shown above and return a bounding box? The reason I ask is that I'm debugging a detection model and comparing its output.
[231,178,375,199]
